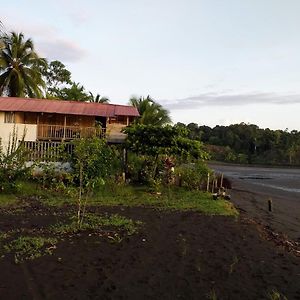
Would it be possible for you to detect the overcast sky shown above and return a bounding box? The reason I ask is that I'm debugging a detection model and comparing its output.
[2,0,300,130]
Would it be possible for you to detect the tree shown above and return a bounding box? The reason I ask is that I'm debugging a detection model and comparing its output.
[89,92,110,103]
[70,137,116,226]
[41,60,72,98]
[57,82,91,101]
[0,32,46,97]
[129,95,171,126]
[124,124,208,180]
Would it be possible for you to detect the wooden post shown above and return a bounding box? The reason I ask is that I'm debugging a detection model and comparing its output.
[122,147,127,182]
[211,178,215,193]
[268,198,273,212]
[206,173,210,192]
[220,174,224,188]
[63,115,67,141]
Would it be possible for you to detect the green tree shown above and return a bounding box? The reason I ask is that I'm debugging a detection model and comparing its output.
[0,32,46,97]
[124,124,208,180]
[89,92,110,103]
[41,60,72,98]
[129,95,171,126]
[71,136,116,226]
[57,82,91,101]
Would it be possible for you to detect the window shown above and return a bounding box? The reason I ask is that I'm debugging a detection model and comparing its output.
[4,112,15,123]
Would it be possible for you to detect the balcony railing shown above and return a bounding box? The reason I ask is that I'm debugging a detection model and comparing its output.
[37,124,105,140]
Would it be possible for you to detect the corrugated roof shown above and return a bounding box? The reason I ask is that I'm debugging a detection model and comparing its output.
[0,97,139,117]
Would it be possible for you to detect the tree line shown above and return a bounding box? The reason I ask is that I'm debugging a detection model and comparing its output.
[176,122,300,166]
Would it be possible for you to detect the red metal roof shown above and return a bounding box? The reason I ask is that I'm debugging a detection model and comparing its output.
[0,97,139,117]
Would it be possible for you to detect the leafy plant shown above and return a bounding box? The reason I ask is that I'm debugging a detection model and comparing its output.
[70,137,117,227]
[175,161,211,190]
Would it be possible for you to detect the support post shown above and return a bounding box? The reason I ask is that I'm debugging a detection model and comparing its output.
[63,115,67,141]
[206,173,210,192]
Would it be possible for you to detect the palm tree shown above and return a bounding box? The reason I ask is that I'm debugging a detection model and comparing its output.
[129,95,171,126]
[89,92,110,103]
[0,32,46,97]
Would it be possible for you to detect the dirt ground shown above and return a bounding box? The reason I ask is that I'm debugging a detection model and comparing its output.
[0,200,299,300]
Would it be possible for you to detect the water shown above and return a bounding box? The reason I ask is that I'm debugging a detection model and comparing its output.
[210,164,300,194]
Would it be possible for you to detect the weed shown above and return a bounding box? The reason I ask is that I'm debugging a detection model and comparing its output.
[229,255,239,274]
[51,213,142,236]
[0,194,18,207]
[267,289,288,300]
[4,236,57,263]
[207,289,218,300]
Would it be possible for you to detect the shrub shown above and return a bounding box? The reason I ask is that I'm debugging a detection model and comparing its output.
[175,161,211,190]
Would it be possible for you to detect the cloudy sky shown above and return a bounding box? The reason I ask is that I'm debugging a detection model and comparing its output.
[2,0,300,130]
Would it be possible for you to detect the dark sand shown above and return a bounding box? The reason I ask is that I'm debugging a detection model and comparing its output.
[0,200,299,300]
[209,163,300,242]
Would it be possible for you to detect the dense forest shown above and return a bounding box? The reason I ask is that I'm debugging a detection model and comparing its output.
[176,122,300,166]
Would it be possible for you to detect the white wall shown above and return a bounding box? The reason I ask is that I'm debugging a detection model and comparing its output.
[0,122,37,151]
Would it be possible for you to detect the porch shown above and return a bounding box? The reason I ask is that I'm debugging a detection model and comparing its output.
[37,124,106,141]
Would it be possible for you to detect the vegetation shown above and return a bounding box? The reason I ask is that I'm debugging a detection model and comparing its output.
[177,122,300,166]
[70,137,119,226]
[51,213,142,236]
[0,32,46,97]
[91,184,237,216]
[0,127,31,192]
[130,95,171,126]
[4,236,57,263]
[124,124,209,184]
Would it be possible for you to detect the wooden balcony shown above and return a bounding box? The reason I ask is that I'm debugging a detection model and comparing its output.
[37,124,105,141]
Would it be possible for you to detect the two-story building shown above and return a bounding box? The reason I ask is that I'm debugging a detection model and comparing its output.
[0,97,139,159]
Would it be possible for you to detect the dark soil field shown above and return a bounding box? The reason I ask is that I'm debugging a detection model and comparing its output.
[0,198,299,300]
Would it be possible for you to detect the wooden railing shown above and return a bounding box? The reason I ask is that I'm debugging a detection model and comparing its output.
[23,141,73,161]
[37,125,105,140]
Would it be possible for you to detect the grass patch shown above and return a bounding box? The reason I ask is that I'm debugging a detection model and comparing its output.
[1,181,237,216]
[0,194,18,207]
[90,185,238,216]
[4,236,57,263]
[51,213,142,236]
[15,181,74,207]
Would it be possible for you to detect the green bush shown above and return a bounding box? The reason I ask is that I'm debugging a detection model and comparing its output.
[175,161,211,190]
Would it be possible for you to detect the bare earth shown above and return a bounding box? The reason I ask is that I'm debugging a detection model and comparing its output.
[0,203,299,300]
[209,163,300,242]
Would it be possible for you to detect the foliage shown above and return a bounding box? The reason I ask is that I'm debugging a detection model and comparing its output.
[0,127,31,192]
[92,184,238,216]
[175,161,211,190]
[51,213,142,236]
[129,95,171,126]
[0,32,46,97]
[4,236,57,263]
[124,124,208,183]
[89,92,110,103]
[70,136,118,226]
[177,122,300,165]
[124,124,207,160]
[41,60,72,98]
[57,82,92,101]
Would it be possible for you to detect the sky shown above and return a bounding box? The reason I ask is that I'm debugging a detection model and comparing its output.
[2,0,300,130]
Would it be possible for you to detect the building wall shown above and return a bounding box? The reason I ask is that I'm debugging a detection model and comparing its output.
[0,123,37,151]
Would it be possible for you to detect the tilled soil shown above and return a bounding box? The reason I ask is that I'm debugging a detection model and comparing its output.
[0,202,299,300]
